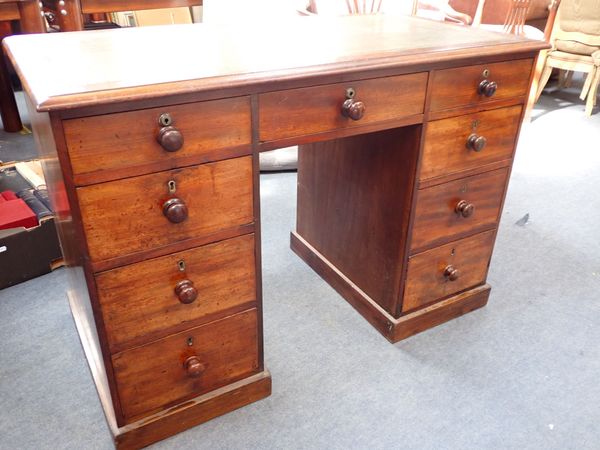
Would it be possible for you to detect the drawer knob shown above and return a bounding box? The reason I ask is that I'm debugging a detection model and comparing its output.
[175,280,198,304]
[455,200,474,218]
[341,98,365,121]
[478,79,497,97]
[163,198,188,223]
[444,265,460,281]
[467,134,487,152]
[184,356,205,378]
[157,126,184,152]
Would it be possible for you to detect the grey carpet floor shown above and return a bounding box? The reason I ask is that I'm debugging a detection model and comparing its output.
[1,84,599,450]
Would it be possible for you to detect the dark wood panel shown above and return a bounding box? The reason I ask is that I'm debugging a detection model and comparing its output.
[112,308,259,423]
[64,96,251,181]
[96,234,257,353]
[411,167,508,252]
[77,156,253,263]
[403,230,496,312]
[429,59,533,111]
[420,105,522,180]
[259,73,427,142]
[296,126,420,314]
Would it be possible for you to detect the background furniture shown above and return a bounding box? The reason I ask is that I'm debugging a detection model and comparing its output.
[42,0,201,31]
[536,0,600,115]
[5,15,545,449]
[0,0,44,132]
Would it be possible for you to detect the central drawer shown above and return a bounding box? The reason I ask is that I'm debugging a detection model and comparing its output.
[96,234,257,353]
[259,73,427,142]
[112,308,259,422]
[77,156,253,263]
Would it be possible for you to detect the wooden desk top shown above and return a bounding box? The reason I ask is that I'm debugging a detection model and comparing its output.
[3,15,547,111]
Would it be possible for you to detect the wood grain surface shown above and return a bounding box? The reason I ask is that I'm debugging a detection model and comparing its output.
[77,156,253,263]
[64,96,251,183]
[96,234,256,353]
[296,126,420,314]
[420,105,522,181]
[403,230,495,312]
[429,59,533,111]
[410,167,508,252]
[3,16,546,111]
[259,73,426,142]
[112,308,259,423]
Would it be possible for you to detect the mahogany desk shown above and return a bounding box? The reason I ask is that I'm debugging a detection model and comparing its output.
[3,16,547,449]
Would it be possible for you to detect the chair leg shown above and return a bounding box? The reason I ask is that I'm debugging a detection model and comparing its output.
[580,70,593,101]
[536,65,553,101]
[0,52,22,132]
[586,68,600,115]
[564,70,574,88]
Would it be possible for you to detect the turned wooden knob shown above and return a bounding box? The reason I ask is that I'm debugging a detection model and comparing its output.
[175,280,198,304]
[478,79,497,97]
[157,126,184,152]
[444,265,460,281]
[455,200,474,218]
[162,198,188,223]
[341,98,365,120]
[467,134,487,152]
[184,356,205,378]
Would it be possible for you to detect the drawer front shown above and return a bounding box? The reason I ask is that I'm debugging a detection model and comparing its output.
[429,59,533,111]
[64,97,252,179]
[411,167,508,252]
[420,105,522,180]
[78,156,253,263]
[259,73,427,142]
[403,230,495,312]
[96,234,257,352]
[112,308,259,422]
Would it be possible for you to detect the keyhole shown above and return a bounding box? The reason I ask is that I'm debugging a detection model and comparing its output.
[159,113,172,127]
[187,337,194,346]
[178,260,186,272]
[168,180,177,194]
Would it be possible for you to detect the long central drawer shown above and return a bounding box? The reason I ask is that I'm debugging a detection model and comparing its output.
[77,156,254,263]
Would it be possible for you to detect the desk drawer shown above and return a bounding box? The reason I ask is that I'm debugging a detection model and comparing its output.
[64,97,252,181]
[96,234,256,353]
[259,73,427,142]
[429,59,533,111]
[78,156,253,263]
[420,105,522,180]
[410,167,508,252]
[402,230,495,312]
[112,308,259,422]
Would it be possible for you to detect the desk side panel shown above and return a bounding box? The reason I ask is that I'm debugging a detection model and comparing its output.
[26,97,124,429]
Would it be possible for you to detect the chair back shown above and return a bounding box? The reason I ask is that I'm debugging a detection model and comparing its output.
[502,0,531,35]
[552,0,600,46]
[344,0,384,14]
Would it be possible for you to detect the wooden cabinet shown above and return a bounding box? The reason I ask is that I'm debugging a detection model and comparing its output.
[4,13,546,450]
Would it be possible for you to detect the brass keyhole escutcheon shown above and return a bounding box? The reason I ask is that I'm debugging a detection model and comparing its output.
[158,113,173,127]
[482,68,490,78]
[187,337,194,346]
[168,180,177,194]
[345,87,356,99]
[178,260,186,272]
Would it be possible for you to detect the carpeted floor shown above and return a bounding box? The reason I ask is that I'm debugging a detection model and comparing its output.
[1,82,599,450]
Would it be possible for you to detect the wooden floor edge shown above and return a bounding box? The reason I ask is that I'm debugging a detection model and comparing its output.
[290,231,491,343]
[115,370,272,450]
